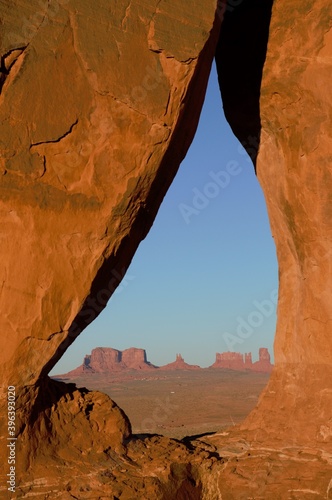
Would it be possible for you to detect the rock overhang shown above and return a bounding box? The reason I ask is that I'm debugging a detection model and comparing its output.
[0,0,332,496]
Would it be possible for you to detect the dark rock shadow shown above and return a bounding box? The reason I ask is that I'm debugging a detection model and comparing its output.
[215,0,274,169]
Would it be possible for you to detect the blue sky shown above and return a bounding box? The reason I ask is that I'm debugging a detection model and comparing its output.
[51,62,278,375]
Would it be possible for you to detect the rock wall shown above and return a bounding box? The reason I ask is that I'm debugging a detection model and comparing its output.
[217,0,332,447]
[212,351,246,371]
[1,0,332,496]
[251,347,273,373]
[0,0,221,391]
[0,0,223,489]
[215,0,332,448]
[122,347,151,370]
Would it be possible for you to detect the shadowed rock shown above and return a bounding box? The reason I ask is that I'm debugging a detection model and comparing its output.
[0,0,332,496]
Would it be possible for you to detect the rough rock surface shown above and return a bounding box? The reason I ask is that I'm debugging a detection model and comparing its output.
[210,1,332,493]
[215,0,332,451]
[211,348,273,373]
[64,347,156,375]
[0,0,221,361]
[0,0,223,494]
[159,353,201,370]
[1,0,332,497]
[0,0,220,388]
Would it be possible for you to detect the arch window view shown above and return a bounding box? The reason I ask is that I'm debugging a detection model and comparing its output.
[51,62,278,439]
[2,0,331,497]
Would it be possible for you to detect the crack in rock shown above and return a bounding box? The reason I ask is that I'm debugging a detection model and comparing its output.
[30,119,79,147]
[0,47,27,93]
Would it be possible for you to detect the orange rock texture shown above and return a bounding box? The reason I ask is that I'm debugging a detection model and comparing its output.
[0,0,223,496]
[1,0,332,497]
[211,1,332,493]
[242,0,332,449]
[0,0,221,389]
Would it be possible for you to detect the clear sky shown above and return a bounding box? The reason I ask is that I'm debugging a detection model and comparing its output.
[51,62,278,375]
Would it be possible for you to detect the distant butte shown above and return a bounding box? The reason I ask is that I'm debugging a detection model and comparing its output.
[159,353,201,371]
[57,347,272,376]
[63,347,157,376]
[211,347,273,373]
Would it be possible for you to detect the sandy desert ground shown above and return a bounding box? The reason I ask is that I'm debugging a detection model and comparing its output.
[55,369,270,439]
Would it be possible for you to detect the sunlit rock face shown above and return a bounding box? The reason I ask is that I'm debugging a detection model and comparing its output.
[246,0,332,448]
[216,0,332,446]
[212,0,332,494]
[0,0,220,389]
[1,0,332,496]
[0,0,222,494]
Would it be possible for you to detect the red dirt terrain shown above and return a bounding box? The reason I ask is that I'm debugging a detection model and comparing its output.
[55,368,270,439]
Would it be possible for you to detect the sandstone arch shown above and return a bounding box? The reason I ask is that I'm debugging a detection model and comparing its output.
[0,0,331,497]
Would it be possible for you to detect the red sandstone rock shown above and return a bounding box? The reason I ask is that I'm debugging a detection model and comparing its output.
[0,1,222,488]
[0,0,221,392]
[160,354,201,370]
[64,347,156,376]
[122,347,155,370]
[244,352,252,367]
[212,351,246,371]
[251,347,273,373]
[211,348,273,373]
[236,0,332,448]
[0,0,332,496]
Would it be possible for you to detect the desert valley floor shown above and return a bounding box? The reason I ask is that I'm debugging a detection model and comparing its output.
[55,369,270,439]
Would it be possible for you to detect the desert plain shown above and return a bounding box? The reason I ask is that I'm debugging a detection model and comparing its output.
[55,369,270,440]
